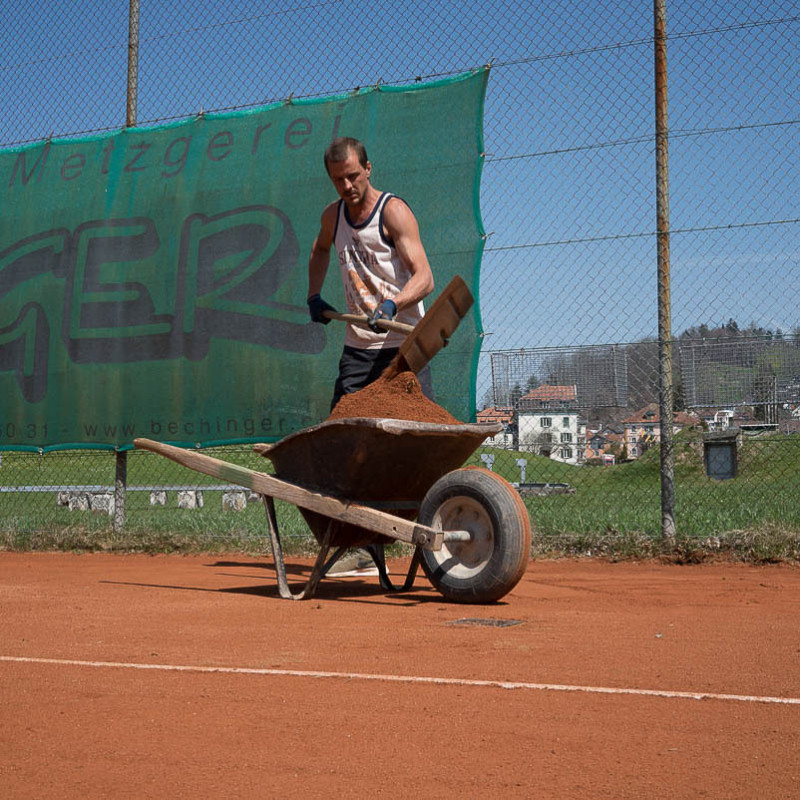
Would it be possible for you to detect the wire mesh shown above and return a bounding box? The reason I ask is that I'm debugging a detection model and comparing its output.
[2,1,798,549]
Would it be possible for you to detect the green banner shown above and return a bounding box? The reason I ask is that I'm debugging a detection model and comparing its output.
[0,69,488,451]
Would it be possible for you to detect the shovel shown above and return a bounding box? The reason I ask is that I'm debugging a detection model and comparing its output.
[323,275,474,378]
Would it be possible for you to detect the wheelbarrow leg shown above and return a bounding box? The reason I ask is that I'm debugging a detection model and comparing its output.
[263,497,423,598]
[263,495,332,601]
[365,543,393,591]
[403,546,424,591]
[364,543,422,592]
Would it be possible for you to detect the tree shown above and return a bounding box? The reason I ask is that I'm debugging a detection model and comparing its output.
[625,338,659,409]
[673,379,686,412]
[752,363,777,422]
[523,430,554,457]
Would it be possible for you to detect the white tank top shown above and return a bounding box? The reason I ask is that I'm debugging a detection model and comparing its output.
[333,192,425,350]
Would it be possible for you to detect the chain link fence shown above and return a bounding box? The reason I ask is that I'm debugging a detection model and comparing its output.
[2,1,799,554]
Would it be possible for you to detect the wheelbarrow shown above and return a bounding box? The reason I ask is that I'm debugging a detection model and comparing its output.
[134,276,531,601]
[134,417,531,603]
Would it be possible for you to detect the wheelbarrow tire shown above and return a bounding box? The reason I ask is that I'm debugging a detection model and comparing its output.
[418,467,531,604]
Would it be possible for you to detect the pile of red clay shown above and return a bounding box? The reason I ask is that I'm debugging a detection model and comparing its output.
[327,370,460,424]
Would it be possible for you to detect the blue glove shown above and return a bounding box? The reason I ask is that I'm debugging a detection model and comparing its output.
[367,300,397,333]
[368,299,397,333]
[307,294,336,324]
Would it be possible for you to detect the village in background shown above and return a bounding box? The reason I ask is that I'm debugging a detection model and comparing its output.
[478,320,800,467]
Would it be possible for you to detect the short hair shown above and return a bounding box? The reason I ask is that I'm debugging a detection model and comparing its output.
[324,137,368,173]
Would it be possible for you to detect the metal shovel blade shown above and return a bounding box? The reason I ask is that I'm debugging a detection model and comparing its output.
[383,275,474,378]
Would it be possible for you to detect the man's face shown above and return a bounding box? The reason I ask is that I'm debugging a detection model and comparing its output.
[326,150,372,207]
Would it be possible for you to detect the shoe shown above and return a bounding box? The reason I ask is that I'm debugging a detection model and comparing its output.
[326,548,382,578]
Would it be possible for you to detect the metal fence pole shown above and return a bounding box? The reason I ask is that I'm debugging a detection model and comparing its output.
[654,0,675,543]
[114,0,140,531]
[126,0,140,127]
[113,449,127,533]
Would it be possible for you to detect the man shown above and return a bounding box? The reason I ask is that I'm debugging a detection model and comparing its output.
[307,136,435,411]
[306,136,435,577]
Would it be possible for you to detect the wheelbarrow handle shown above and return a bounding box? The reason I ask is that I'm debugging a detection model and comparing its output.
[132,437,444,551]
[322,310,415,335]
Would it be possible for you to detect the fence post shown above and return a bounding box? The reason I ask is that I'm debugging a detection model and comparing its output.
[126,0,140,127]
[113,0,139,533]
[654,0,676,544]
[114,449,127,533]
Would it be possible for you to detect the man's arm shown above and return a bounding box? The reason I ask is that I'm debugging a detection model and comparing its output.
[308,203,338,298]
[382,197,434,311]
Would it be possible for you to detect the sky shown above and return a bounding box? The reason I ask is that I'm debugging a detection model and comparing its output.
[2,0,798,408]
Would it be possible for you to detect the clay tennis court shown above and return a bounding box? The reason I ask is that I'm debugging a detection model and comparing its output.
[2,552,798,798]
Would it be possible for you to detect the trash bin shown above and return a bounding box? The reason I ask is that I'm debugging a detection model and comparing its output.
[703,429,739,480]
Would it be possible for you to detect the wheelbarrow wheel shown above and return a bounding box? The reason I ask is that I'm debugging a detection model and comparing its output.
[418,467,531,603]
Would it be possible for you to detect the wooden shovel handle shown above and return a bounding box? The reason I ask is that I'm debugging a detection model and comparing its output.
[322,310,415,335]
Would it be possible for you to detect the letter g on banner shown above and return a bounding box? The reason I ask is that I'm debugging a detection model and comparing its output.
[0,229,69,400]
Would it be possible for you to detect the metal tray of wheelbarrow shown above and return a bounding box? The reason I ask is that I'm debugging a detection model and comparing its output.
[254,417,503,548]
[254,416,531,604]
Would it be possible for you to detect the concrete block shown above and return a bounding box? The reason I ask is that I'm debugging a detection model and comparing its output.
[67,492,89,511]
[222,491,247,511]
[89,492,115,516]
[149,490,167,506]
[177,490,204,509]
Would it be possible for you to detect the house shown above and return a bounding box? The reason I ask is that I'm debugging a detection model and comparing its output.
[621,403,699,459]
[516,385,585,465]
[584,429,624,462]
[476,406,514,448]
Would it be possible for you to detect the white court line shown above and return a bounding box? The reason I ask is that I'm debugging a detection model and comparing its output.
[2,655,799,706]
